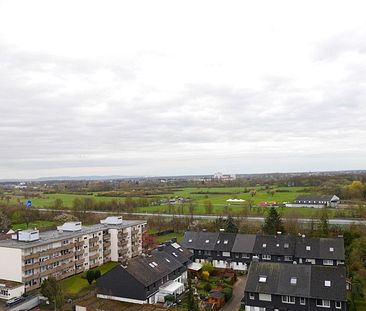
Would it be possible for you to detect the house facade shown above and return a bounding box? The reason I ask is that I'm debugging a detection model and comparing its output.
[0,216,146,291]
[285,195,340,208]
[181,231,345,271]
[96,241,192,305]
[243,262,347,311]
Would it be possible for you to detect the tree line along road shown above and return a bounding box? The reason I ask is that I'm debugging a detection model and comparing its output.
[34,208,366,225]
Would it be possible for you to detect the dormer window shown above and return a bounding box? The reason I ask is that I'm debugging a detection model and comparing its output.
[205,240,209,243]
[306,246,311,251]
[324,280,331,287]
[224,240,228,244]
[262,243,267,248]
[188,239,192,243]
[329,247,334,252]
[217,240,220,244]
[290,277,297,285]
[284,243,289,248]
[276,244,280,247]
[259,275,267,283]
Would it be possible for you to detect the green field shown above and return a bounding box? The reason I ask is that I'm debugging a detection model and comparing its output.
[1,186,343,218]
[11,220,55,230]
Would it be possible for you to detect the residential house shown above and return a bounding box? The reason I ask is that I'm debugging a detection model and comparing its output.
[285,195,340,208]
[242,262,347,311]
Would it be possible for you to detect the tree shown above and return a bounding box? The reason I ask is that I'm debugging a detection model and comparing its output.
[262,207,284,235]
[204,200,213,215]
[202,262,214,274]
[0,210,10,229]
[54,198,63,209]
[319,208,329,237]
[188,202,196,219]
[41,277,64,311]
[86,269,95,284]
[249,190,257,197]
[186,273,199,311]
[94,269,101,279]
[225,216,238,233]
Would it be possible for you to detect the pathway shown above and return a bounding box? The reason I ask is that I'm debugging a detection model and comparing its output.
[221,275,246,311]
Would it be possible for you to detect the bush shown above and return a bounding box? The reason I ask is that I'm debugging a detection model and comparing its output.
[94,269,101,279]
[165,294,175,302]
[202,262,214,274]
[86,270,95,285]
[203,283,212,292]
[222,287,233,302]
[202,271,210,280]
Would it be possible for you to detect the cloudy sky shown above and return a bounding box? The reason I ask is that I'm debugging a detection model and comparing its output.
[1,0,366,179]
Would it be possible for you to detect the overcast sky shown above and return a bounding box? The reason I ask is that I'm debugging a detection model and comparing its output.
[1,0,366,179]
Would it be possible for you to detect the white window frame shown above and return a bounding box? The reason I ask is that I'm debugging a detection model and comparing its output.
[282,296,295,304]
[262,254,271,260]
[316,299,330,308]
[249,292,255,300]
[323,260,333,266]
[300,297,306,305]
[335,301,341,309]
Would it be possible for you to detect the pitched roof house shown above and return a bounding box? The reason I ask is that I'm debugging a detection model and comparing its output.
[243,262,347,311]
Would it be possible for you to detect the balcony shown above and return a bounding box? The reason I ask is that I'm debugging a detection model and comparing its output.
[75,249,84,256]
[90,263,99,269]
[118,232,128,239]
[103,233,111,240]
[75,258,84,265]
[89,236,99,244]
[23,253,40,260]
[39,244,75,256]
[89,245,99,252]
[132,229,139,235]
[60,261,75,270]
[23,273,40,282]
[76,266,84,273]
[24,262,40,270]
[103,249,111,256]
[103,241,111,248]
[89,253,99,261]
[74,240,85,247]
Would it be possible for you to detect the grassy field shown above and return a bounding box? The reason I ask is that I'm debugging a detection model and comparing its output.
[60,261,119,296]
[2,186,344,218]
[11,220,55,230]
[155,232,184,244]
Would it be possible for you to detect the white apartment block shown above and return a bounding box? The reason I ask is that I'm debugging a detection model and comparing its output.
[0,216,146,292]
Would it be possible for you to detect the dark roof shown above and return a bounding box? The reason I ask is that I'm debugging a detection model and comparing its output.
[245,262,346,301]
[253,235,295,256]
[214,232,236,252]
[232,234,256,253]
[209,290,225,299]
[182,231,219,251]
[295,237,345,260]
[160,243,192,265]
[295,195,338,202]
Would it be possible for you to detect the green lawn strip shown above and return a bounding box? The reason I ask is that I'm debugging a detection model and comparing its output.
[60,261,119,296]
[155,232,184,244]
[11,220,56,230]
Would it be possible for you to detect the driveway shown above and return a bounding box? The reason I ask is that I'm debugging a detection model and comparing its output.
[221,275,247,311]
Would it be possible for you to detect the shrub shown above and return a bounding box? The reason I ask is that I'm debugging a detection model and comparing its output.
[165,294,175,302]
[86,270,95,285]
[203,283,212,292]
[202,271,210,280]
[202,262,214,274]
[94,269,101,279]
[222,287,233,302]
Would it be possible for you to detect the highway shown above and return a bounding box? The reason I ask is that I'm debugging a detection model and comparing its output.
[35,208,366,225]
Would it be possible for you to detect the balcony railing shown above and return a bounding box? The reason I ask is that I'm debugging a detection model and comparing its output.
[89,237,99,244]
[89,245,99,252]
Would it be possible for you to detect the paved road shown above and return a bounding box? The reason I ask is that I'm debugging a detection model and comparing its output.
[35,208,366,225]
[221,275,246,311]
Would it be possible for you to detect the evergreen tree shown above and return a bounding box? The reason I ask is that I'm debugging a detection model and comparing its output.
[225,216,238,233]
[262,207,284,235]
[319,208,329,237]
[186,273,199,311]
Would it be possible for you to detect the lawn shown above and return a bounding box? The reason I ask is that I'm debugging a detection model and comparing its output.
[60,261,119,296]
[155,232,184,244]
[11,220,56,230]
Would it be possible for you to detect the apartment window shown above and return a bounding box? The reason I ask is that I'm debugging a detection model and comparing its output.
[323,260,333,265]
[262,254,271,260]
[282,296,295,304]
[25,259,33,265]
[249,293,255,300]
[285,256,292,261]
[316,299,330,308]
[335,301,342,309]
[300,297,306,305]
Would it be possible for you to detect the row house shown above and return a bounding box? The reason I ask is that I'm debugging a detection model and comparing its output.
[0,216,146,291]
[181,231,344,271]
[96,241,192,305]
[243,262,347,311]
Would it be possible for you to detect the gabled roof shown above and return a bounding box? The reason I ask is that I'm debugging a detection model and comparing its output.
[160,242,192,265]
[214,232,236,252]
[245,262,346,301]
[295,195,339,202]
[295,237,345,260]
[182,231,219,251]
[232,234,256,253]
[253,235,295,256]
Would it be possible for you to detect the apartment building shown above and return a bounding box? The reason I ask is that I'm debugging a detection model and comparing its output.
[242,262,347,311]
[0,216,146,291]
[181,231,344,270]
